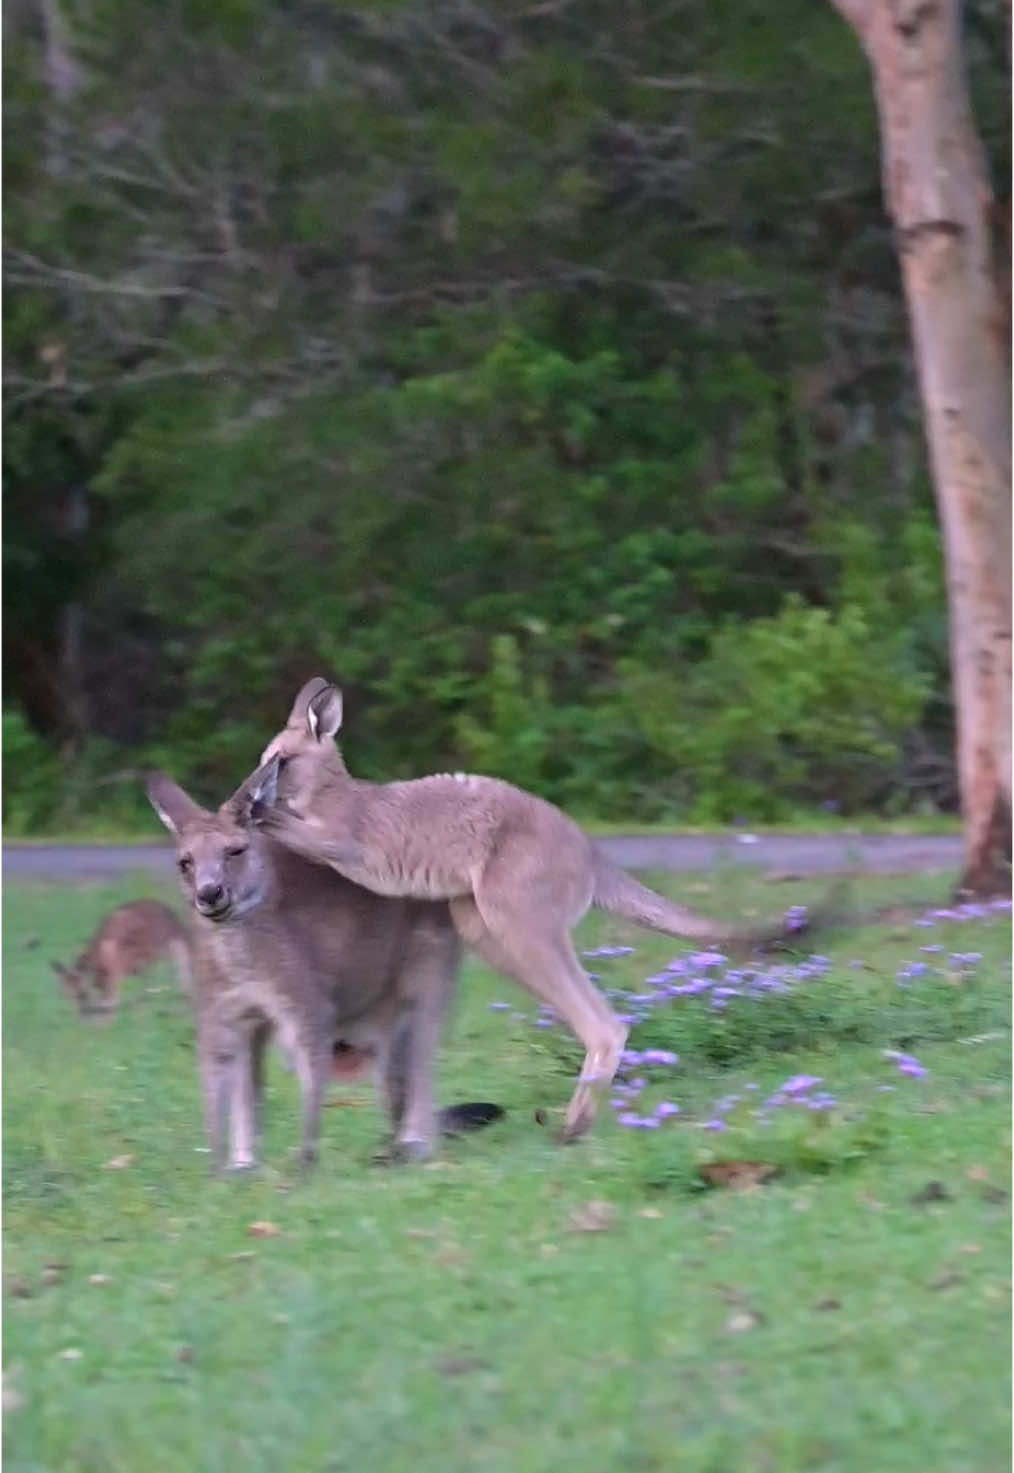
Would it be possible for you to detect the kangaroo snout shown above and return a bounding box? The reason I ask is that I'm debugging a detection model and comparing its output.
[196,882,228,915]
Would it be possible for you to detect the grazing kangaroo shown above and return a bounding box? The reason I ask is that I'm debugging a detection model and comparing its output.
[251,678,817,1141]
[146,766,500,1172]
[52,900,192,1017]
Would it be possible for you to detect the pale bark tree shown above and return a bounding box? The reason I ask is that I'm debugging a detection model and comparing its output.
[829,0,1011,896]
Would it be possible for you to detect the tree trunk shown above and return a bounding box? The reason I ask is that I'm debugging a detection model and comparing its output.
[830,0,1012,896]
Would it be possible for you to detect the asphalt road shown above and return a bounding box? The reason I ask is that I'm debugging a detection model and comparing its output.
[2,833,962,884]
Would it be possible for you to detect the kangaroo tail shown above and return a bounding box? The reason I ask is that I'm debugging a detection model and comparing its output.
[591,854,740,941]
[591,853,852,951]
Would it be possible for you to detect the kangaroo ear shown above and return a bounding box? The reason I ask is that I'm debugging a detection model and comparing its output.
[286,677,332,726]
[146,772,207,836]
[307,685,343,742]
[225,754,281,827]
[249,753,281,815]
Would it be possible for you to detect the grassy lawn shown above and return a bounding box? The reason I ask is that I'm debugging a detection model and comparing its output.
[3,867,1010,1473]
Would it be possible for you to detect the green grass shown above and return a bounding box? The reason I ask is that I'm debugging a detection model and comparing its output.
[580,815,962,838]
[4,868,1010,1473]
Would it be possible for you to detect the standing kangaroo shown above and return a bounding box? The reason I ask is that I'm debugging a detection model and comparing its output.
[52,900,192,1017]
[251,678,814,1141]
[146,766,499,1172]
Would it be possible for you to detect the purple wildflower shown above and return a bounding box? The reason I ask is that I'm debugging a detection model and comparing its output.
[703,1119,727,1132]
[617,1113,659,1129]
[488,1002,511,1011]
[689,951,727,969]
[654,1101,680,1119]
[784,905,808,933]
[884,1049,928,1079]
[753,976,790,994]
[682,979,714,996]
[641,1050,679,1067]
[781,1075,822,1096]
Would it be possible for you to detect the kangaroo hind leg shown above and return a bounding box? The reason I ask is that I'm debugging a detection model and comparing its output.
[450,895,626,1143]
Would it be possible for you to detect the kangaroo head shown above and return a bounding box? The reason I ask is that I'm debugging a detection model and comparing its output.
[257,677,346,816]
[51,958,86,1001]
[146,769,277,923]
[51,958,108,1017]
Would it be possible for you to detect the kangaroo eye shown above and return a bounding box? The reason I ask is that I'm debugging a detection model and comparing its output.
[226,845,248,860]
[178,854,193,873]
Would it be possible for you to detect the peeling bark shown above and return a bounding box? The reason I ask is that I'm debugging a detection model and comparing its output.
[830,0,1012,896]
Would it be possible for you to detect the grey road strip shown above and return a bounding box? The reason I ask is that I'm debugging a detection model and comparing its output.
[2,834,962,884]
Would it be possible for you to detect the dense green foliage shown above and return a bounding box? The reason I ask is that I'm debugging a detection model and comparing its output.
[4,0,1008,829]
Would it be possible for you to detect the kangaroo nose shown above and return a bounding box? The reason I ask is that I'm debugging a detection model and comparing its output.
[197,883,225,908]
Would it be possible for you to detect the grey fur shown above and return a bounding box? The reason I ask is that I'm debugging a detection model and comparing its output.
[146,766,479,1172]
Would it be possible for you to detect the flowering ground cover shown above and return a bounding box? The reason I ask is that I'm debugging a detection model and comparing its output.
[4,867,1010,1473]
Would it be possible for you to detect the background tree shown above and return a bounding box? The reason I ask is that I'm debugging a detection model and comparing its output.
[2,1,1008,838]
[828,0,1011,896]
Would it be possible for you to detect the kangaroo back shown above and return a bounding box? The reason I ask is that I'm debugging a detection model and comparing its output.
[53,900,191,1016]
